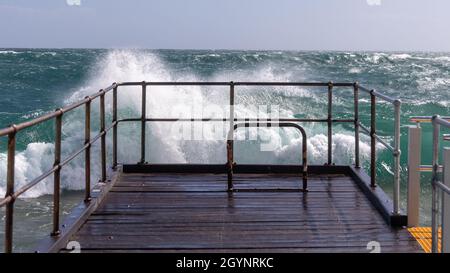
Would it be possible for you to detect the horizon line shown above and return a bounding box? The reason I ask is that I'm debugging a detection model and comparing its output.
[1,47,450,54]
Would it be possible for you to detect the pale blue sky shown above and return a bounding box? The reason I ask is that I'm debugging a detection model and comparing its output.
[0,0,449,51]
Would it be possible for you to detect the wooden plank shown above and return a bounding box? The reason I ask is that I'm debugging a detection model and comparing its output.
[60,172,422,253]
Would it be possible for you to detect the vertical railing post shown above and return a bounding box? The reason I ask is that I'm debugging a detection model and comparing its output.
[442,147,450,253]
[100,90,106,182]
[327,82,333,165]
[227,81,235,191]
[52,110,63,236]
[5,129,16,253]
[407,125,422,227]
[393,100,402,215]
[431,115,440,253]
[140,82,146,164]
[112,84,118,169]
[370,90,377,188]
[84,97,91,202]
[353,82,360,168]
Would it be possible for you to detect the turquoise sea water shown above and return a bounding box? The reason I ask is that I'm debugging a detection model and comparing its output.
[0,49,449,251]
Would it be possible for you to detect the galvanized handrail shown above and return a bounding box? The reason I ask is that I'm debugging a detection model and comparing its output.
[431,116,450,253]
[0,80,402,253]
[409,116,450,173]
[359,85,402,215]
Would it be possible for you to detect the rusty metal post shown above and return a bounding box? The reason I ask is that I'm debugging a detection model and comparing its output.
[227,139,234,192]
[84,97,91,202]
[370,91,377,188]
[5,129,16,253]
[100,90,106,182]
[301,129,308,191]
[393,99,402,215]
[112,85,118,169]
[227,82,235,191]
[140,82,147,164]
[354,82,360,168]
[52,110,63,236]
[327,82,333,165]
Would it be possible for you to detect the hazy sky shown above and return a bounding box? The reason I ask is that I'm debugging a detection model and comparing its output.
[0,0,449,51]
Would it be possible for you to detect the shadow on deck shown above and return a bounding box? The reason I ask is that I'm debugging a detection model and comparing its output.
[49,166,422,253]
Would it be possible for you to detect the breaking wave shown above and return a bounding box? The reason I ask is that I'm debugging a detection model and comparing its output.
[1,49,421,198]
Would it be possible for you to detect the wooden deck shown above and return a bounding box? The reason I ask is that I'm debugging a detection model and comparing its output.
[59,172,423,253]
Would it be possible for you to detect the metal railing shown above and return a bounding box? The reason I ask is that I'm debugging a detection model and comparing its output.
[358,86,402,215]
[227,123,308,192]
[409,117,450,173]
[0,81,401,253]
[409,116,450,253]
[431,116,450,253]
[0,83,118,253]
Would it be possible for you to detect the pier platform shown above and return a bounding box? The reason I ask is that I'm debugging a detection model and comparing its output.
[2,81,432,253]
[44,165,422,253]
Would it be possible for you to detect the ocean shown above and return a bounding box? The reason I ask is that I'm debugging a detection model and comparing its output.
[0,49,449,252]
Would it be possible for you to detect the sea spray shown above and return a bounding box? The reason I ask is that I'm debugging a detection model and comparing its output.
[0,50,377,197]
[0,49,448,200]
[1,49,449,250]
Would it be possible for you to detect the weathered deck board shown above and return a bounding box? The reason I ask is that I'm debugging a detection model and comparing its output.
[62,173,423,253]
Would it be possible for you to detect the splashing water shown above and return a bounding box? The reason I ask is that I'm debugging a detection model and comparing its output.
[0,49,449,250]
[0,50,384,197]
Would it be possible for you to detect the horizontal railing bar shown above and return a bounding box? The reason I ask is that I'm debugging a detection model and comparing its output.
[0,112,58,137]
[12,166,58,199]
[410,116,450,123]
[61,98,90,114]
[435,116,450,128]
[359,85,398,104]
[237,82,354,87]
[118,118,355,123]
[444,134,450,141]
[6,121,118,200]
[102,84,117,93]
[59,145,89,169]
[119,82,230,86]
[359,85,373,94]
[372,90,398,104]
[117,81,355,87]
[0,82,390,138]
[419,165,443,173]
[88,122,115,145]
[359,122,395,153]
[359,123,371,135]
[0,196,12,208]
[436,180,450,195]
[59,121,114,169]
[359,85,372,93]
[0,83,117,138]
[374,134,395,153]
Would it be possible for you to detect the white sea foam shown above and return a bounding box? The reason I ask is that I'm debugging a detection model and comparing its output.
[388,54,411,61]
[0,50,21,55]
[348,67,362,74]
[0,50,376,198]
